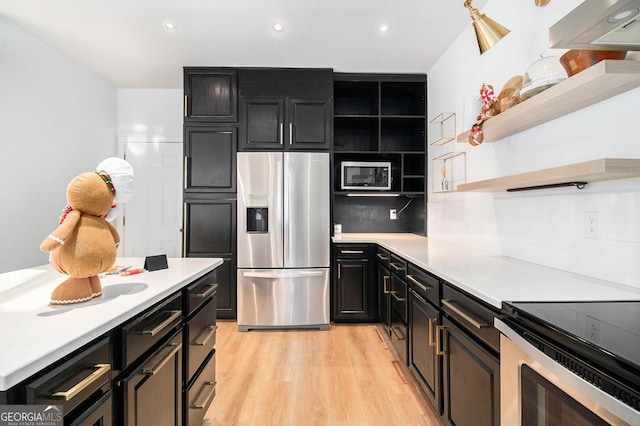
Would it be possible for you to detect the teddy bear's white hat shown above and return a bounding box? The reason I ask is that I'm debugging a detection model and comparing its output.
[96,157,135,204]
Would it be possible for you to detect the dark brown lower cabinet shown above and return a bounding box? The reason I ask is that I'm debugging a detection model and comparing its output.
[332,244,377,322]
[441,317,500,426]
[120,330,183,426]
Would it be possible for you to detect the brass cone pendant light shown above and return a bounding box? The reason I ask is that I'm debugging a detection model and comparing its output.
[464,0,510,54]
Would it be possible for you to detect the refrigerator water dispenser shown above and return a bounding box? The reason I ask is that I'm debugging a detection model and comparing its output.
[247,207,268,233]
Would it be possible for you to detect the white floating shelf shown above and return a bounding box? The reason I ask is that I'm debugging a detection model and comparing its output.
[456,158,640,192]
[457,60,640,144]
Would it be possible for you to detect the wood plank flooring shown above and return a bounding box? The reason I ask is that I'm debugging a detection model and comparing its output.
[203,321,441,425]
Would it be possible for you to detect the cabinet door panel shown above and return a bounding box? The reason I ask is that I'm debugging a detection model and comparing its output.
[240,98,284,150]
[213,257,236,319]
[122,331,183,426]
[442,318,500,426]
[288,98,331,150]
[184,200,236,256]
[185,69,237,122]
[409,291,440,411]
[337,260,367,314]
[185,126,236,192]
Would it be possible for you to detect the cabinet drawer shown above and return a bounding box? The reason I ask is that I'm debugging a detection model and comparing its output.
[390,275,407,323]
[183,269,218,318]
[26,337,110,419]
[376,246,390,268]
[442,284,500,354]
[389,254,407,279]
[406,263,440,307]
[185,296,218,382]
[390,309,408,365]
[121,292,183,369]
[185,350,216,426]
[334,244,369,258]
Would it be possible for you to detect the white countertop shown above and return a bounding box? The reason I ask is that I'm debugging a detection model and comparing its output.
[334,233,640,308]
[0,257,222,391]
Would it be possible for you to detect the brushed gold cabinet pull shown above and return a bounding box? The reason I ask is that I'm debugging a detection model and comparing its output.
[442,299,491,329]
[184,95,188,117]
[140,310,182,336]
[407,275,432,293]
[289,123,293,145]
[184,156,188,190]
[391,292,406,302]
[390,262,405,271]
[193,325,217,346]
[428,318,437,347]
[337,263,341,279]
[341,250,364,254]
[279,123,284,145]
[436,325,447,356]
[193,283,218,299]
[51,363,110,401]
[142,343,182,376]
[191,381,217,409]
[376,253,389,261]
[383,275,389,294]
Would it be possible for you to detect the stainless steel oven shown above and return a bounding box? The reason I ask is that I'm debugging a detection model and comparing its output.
[496,301,640,426]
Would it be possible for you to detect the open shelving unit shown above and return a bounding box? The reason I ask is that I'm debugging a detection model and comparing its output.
[456,60,640,144]
[456,158,640,192]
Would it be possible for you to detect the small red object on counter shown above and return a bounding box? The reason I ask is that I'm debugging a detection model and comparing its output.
[120,268,144,276]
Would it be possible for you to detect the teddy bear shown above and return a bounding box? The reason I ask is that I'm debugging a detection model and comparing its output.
[40,158,135,305]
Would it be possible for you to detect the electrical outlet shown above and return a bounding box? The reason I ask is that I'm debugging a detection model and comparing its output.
[584,211,600,238]
[390,209,397,220]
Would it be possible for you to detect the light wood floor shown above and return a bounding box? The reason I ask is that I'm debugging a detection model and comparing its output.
[203,321,441,426]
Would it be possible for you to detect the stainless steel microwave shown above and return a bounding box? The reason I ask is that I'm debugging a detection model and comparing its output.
[341,161,391,190]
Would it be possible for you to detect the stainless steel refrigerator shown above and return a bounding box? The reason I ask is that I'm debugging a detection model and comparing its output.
[237,152,330,331]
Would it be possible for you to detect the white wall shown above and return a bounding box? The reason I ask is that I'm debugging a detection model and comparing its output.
[0,18,117,273]
[427,0,640,288]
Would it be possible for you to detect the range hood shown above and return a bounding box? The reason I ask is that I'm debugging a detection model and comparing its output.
[549,0,640,51]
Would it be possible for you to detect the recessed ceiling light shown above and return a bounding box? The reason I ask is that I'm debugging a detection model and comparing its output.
[380,25,389,32]
[273,23,284,32]
[163,22,177,31]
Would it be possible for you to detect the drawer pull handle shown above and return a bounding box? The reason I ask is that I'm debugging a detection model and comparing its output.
[435,325,446,355]
[51,363,110,401]
[441,299,491,329]
[140,310,182,336]
[406,275,432,293]
[391,291,406,302]
[390,263,405,271]
[341,250,364,254]
[376,253,389,261]
[191,381,217,409]
[428,318,437,347]
[391,326,405,341]
[142,343,182,376]
[193,283,218,299]
[383,275,389,294]
[194,325,218,346]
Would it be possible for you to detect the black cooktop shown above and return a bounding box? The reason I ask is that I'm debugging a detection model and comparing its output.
[502,301,640,389]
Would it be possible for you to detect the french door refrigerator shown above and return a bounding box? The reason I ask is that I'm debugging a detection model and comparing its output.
[237,152,330,331]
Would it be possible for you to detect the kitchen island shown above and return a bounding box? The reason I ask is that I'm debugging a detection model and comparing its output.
[0,257,221,425]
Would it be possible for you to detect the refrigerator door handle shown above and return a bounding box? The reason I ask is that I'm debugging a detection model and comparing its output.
[243,271,324,279]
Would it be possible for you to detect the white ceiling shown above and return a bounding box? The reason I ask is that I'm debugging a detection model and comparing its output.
[0,0,487,89]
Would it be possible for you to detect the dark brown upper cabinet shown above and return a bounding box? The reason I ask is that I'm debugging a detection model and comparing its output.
[184,68,238,122]
[238,68,333,151]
